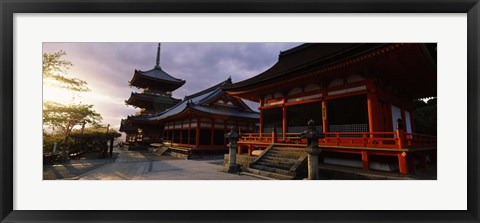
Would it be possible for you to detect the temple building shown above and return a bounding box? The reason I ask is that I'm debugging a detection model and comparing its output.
[222,43,437,175]
[120,43,185,145]
[148,77,259,152]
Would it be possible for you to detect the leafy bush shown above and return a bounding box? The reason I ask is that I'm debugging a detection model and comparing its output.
[43,131,69,153]
[43,127,121,154]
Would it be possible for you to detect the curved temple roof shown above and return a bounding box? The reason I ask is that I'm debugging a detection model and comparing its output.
[149,77,259,121]
[129,43,186,91]
[223,43,437,101]
[136,67,185,83]
[125,92,181,110]
[222,43,386,90]
[119,119,137,133]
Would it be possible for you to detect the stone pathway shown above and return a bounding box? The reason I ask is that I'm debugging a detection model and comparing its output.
[115,151,149,163]
[141,159,256,180]
[43,151,118,180]
[76,148,258,180]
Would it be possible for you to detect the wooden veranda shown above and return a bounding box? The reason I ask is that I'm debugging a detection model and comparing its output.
[237,130,436,174]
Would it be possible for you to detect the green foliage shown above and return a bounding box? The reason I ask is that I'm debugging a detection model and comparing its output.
[42,50,117,155]
[413,97,437,136]
[43,131,71,153]
[70,127,122,140]
[43,127,120,154]
[43,50,89,92]
[43,101,102,134]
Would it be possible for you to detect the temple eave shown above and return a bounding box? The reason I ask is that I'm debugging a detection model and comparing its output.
[129,70,185,91]
[224,43,436,101]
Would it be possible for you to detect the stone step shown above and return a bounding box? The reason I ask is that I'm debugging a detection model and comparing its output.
[261,156,301,164]
[251,164,295,176]
[239,171,277,180]
[157,147,170,155]
[257,157,297,166]
[270,149,305,154]
[246,167,295,180]
[270,147,304,153]
[268,148,304,155]
[256,161,292,171]
[263,153,302,160]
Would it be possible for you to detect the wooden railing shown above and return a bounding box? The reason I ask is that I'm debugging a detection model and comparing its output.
[322,132,398,148]
[405,133,437,148]
[239,131,436,149]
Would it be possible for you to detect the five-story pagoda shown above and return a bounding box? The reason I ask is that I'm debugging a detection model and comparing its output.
[120,43,185,145]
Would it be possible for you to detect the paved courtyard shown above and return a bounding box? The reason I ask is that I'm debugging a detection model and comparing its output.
[65,148,258,180]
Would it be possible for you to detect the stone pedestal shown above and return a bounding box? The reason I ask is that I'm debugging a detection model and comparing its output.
[225,127,240,173]
[305,146,321,180]
[227,147,240,173]
[301,120,322,180]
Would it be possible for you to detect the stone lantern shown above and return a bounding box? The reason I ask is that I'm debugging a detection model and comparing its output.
[300,119,322,180]
[225,126,240,173]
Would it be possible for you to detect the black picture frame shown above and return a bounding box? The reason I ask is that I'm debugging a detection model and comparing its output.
[1,0,479,222]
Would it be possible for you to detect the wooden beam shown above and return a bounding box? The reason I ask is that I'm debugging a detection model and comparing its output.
[171,125,175,143]
[187,118,191,145]
[361,151,369,170]
[179,127,183,144]
[259,109,263,137]
[367,91,380,135]
[195,118,200,148]
[398,152,409,174]
[322,99,328,133]
[282,106,287,139]
[211,118,214,146]
[248,144,253,156]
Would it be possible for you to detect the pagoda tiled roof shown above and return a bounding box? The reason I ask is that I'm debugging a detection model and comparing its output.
[149,77,259,121]
[137,67,185,83]
[129,43,186,91]
[129,68,186,91]
[119,119,137,133]
[126,113,162,123]
[126,92,181,106]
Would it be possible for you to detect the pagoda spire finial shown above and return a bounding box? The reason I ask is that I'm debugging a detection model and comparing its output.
[155,43,161,69]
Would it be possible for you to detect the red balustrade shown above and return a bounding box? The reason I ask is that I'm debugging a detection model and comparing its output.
[239,131,436,149]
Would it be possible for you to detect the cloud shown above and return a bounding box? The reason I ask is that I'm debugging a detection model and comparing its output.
[43,42,302,131]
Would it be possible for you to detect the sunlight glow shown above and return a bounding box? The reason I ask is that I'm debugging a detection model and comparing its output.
[43,80,79,104]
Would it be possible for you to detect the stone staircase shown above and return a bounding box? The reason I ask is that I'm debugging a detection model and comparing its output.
[169,146,192,159]
[246,145,307,180]
[156,146,170,155]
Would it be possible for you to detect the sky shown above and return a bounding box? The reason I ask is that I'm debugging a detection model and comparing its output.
[42,42,302,133]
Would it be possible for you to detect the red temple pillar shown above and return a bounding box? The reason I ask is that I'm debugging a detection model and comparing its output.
[210,118,214,146]
[398,152,409,174]
[367,90,381,137]
[195,118,200,148]
[322,100,328,133]
[259,99,263,139]
[248,144,253,156]
[282,106,287,140]
[179,125,183,145]
[361,151,369,170]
